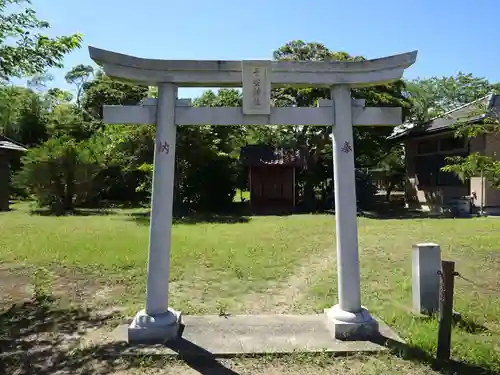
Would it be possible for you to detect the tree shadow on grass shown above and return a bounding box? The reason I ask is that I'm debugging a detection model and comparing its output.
[30,208,116,217]
[359,209,474,220]
[164,324,240,374]
[0,297,121,374]
[374,336,499,375]
[2,299,497,375]
[1,202,18,212]
[0,298,243,375]
[129,211,251,225]
[453,314,489,335]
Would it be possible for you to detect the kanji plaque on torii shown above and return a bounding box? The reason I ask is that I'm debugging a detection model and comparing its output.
[89,46,417,345]
[241,61,271,115]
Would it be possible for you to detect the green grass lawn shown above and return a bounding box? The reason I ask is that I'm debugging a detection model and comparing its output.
[233,189,250,202]
[1,202,499,374]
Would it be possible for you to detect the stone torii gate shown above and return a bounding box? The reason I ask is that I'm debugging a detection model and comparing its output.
[89,46,417,344]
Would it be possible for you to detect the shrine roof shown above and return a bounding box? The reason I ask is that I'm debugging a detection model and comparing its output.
[240,145,306,167]
[0,135,27,152]
[389,94,500,140]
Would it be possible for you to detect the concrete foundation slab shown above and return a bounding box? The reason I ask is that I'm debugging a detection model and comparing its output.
[82,314,403,357]
[324,307,380,340]
[128,308,182,344]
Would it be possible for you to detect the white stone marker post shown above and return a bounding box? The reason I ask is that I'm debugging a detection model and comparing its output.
[128,83,182,344]
[412,243,441,315]
[324,85,378,340]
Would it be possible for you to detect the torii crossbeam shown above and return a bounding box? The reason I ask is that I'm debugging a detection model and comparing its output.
[89,46,417,344]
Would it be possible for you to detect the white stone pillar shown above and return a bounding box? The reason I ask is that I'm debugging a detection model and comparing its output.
[412,243,441,315]
[325,85,378,340]
[145,83,177,314]
[128,83,181,344]
[331,85,361,312]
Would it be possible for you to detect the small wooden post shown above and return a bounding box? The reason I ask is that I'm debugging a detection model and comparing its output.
[436,260,456,363]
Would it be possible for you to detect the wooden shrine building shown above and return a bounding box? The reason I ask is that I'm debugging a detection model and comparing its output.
[240,145,305,214]
[0,135,27,211]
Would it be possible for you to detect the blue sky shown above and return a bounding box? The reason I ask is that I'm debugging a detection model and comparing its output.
[13,0,500,98]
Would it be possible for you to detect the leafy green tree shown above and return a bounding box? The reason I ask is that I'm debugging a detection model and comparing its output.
[0,0,82,81]
[192,89,245,154]
[45,88,73,108]
[65,64,94,107]
[0,85,47,145]
[122,89,242,212]
[75,72,152,203]
[406,72,493,125]
[271,40,410,209]
[81,71,148,120]
[13,135,105,213]
[442,151,497,214]
[402,74,500,205]
[27,73,54,92]
[374,144,405,201]
[442,153,495,184]
[441,103,500,203]
[45,103,88,140]
[92,123,156,204]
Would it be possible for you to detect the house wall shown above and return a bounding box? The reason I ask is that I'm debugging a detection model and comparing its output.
[405,132,476,211]
[249,166,295,213]
[250,166,294,201]
[0,151,10,211]
[450,133,500,212]
[468,133,486,209]
[481,133,500,212]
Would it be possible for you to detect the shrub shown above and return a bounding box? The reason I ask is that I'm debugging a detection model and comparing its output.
[13,135,104,214]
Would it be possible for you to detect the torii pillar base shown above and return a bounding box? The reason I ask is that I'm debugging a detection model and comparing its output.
[324,305,379,340]
[128,308,182,345]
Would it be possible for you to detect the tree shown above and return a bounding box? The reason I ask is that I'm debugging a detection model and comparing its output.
[0,85,47,145]
[133,89,243,212]
[374,144,405,201]
[0,0,82,81]
[92,123,156,204]
[81,70,148,121]
[404,74,500,210]
[76,71,152,203]
[399,73,500,213]
[441,102,500,211]
[271,40,410,209]
[45,88,73,108]
[442,152,496,214]
[13,135,105,213]
[27,72,54,92]
[192,89,245,154]
[45,102,88,140]
[65,64,94,107]
[406,72,493,125]
[442,153,494,183]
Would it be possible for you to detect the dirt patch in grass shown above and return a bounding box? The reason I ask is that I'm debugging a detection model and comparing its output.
[0,296,467,375]
[0,205,338,315]
[2,204,500,372]
[51,268,128,309]
[0,298,126,375]
[0,263,127,311]
[120,355,440,375]
[240,246,336,314]
[0,264,32,305]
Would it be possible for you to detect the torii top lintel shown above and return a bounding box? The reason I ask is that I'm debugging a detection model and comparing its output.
[88,46,417,88]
